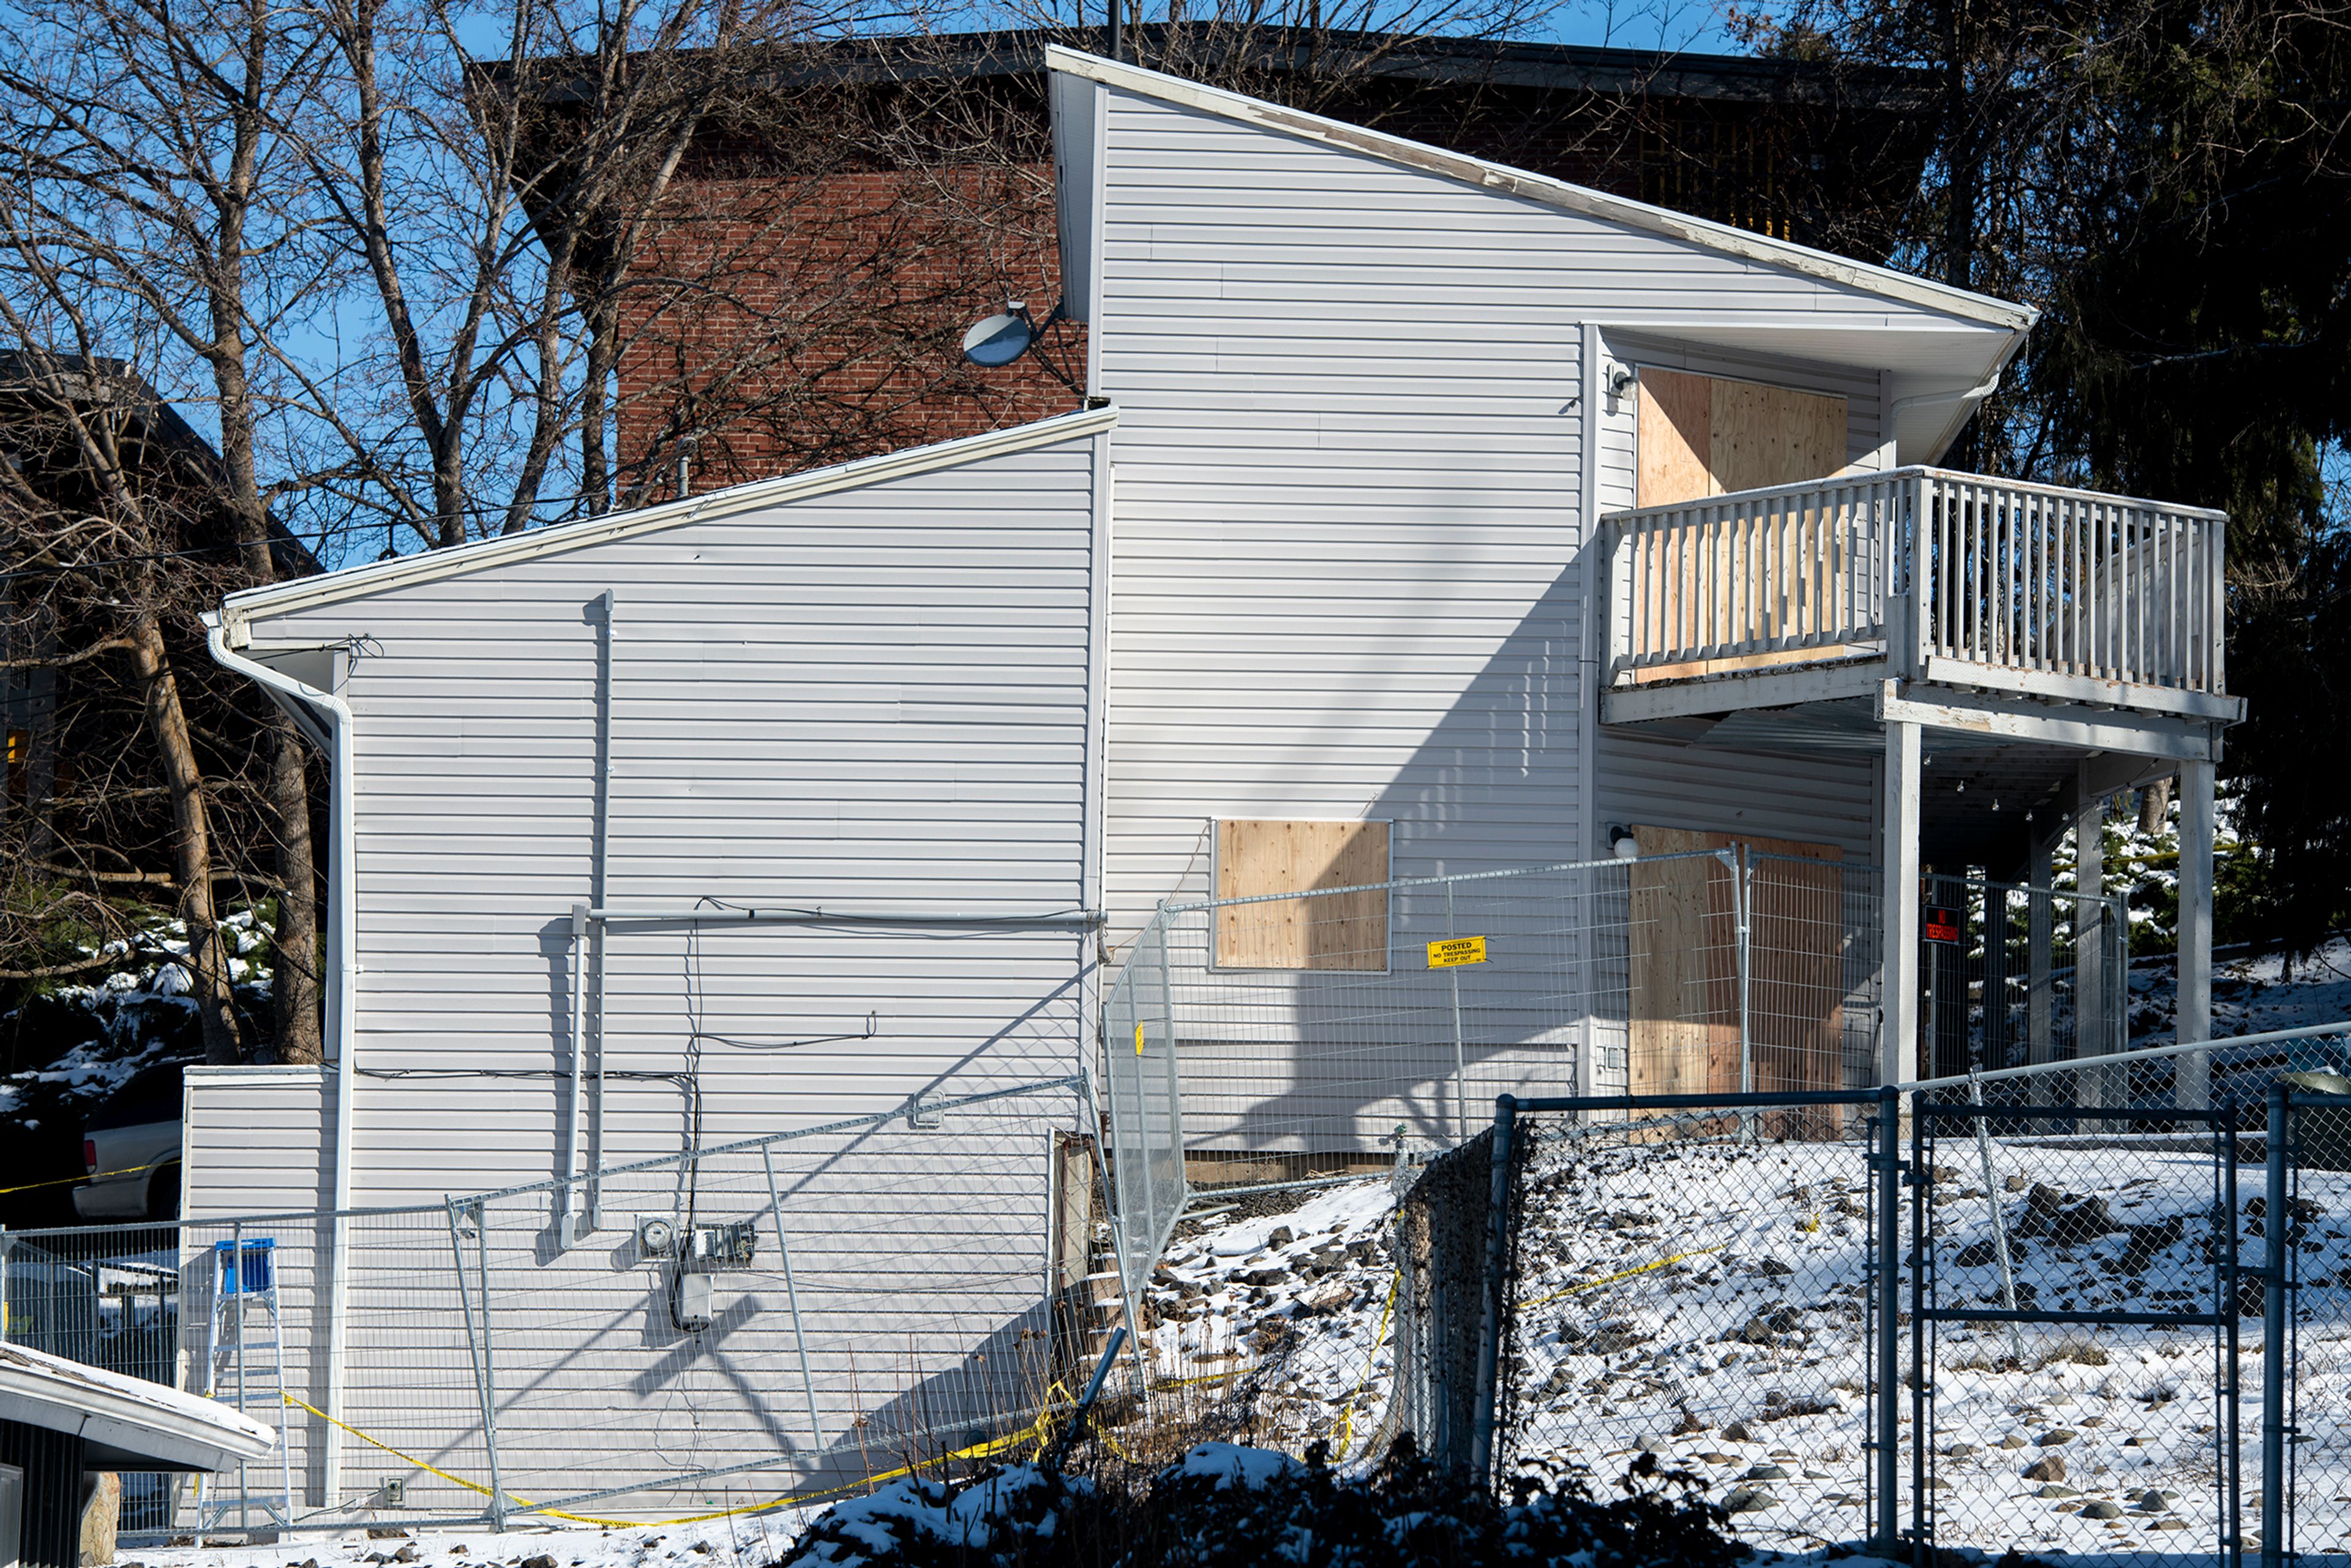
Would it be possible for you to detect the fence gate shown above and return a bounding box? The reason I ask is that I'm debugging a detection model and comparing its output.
[1482,1090,1902,1553]
[1913,1098,2244,1561]
[2276,1086,2351,1564]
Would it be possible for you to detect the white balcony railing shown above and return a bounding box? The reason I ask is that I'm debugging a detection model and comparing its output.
[1605,467,2231,716]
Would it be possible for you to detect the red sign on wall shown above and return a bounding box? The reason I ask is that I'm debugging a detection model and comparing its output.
[1923,906,1962,945]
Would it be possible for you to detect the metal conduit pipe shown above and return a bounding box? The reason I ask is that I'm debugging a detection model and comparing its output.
[581,907,1103,926]
[203,615,358,1506]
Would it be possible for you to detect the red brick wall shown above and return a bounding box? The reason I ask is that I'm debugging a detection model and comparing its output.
[612,159,1084,496]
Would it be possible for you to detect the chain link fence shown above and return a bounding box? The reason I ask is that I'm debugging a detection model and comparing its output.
[1100,850,1889,1302]
[1422,1026,2351,1566]
[1489,1094,1894,1552]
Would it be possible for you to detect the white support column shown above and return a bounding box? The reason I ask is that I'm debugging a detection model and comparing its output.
[2074,766,2106,1109]
[1881,719,1921,1087]
[2026,829,2054,1085]
[2178,758,2215,1109]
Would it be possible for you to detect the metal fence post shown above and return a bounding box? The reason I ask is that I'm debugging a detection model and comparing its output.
[759,1142,825,1453]
[2261,1086,2287,1568]
[1468,1093,1517,1488]
[1965,1073,2023,1364]
[1733,847,1753,1142]
[1155,903,1185,1205]
[1448,881,1468,1143]
[476,1202,506,1530]
[1873,1082,1902,1555]
[444,1199,506,1529]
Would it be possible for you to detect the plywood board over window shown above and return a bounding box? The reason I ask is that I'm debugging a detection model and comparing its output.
[1628,827,1845,1119]
[1215,819,1390,970]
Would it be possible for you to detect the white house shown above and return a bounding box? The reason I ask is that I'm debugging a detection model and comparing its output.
[192,46,2236,1522]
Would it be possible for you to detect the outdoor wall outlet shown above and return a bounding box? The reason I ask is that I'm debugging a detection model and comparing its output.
[636,1215,677,1259]
[380,1479,405,1507]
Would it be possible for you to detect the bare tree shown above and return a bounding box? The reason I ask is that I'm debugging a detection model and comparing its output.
[0,0,336,1060]
[0,356,257,1061]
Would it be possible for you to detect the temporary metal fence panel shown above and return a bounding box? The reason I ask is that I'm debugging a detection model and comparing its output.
[1101,848,1881,1174]
[1101,912,1185,1305]
[1484,1091,1898,1553]
[1,1075,1087,1538]
[1919,871,2127,1086]
[0,1215,326,1537]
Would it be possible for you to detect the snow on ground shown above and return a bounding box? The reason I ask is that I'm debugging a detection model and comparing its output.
[1126,1105,2351,1559]
[113,1511,831,1568]
[1502,1118,2351,1559]
[2129,934,2351,1051]
[1137,1177,1404,1459]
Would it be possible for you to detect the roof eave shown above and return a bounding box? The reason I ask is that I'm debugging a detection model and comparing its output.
[220,405,1119,639]
[1042,45,2036,336]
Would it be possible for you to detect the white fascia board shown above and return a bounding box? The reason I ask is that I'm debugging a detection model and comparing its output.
[1909,322,2031,464]
[0,1342,277,1470]
[1044,45,2038,338]
[220,406,1119,642]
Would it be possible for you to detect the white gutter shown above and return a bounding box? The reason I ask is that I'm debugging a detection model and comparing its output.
[202,614,357,1507]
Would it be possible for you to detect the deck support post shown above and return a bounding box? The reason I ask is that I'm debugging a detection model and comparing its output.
[2178,757,2216,1108]
[2074,766,2107,1108]
[1881,718,1921,1087]
[2025,829,2055,1099]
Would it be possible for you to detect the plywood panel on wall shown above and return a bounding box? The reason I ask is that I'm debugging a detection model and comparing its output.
[1635,369,1855,681]
[1637,369,1715,508]
[1628,826,1845,1107]
[1215,819,1390,970]
[1709,378,1848,497]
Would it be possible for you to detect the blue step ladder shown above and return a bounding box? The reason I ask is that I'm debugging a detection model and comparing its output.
[196,1237,294,1534]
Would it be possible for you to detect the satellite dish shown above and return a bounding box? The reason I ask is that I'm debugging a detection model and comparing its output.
[962,304,1035,367]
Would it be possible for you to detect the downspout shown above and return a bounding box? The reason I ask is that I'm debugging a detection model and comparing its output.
[204,613,357,1507]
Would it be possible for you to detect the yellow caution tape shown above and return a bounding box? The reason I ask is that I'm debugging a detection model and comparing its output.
[280,1376,1104,1530]
[1517,1244,1726,1312]
[0,1161,163,1196]
[1333,1269,1400,1460]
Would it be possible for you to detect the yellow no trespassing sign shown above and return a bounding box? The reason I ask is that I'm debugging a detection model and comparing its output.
[1427,936,1488,969]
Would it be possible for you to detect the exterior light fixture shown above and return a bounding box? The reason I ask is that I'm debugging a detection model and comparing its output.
[1608,825,1640,860]
[960,297,1066,368]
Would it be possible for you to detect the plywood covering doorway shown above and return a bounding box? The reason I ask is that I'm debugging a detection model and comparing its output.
[1635,369,1847,506]
[1633,367,1856,681]
[1627,827,1848,1106]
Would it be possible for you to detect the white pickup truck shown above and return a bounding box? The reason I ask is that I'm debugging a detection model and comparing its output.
[74,1058,189,1222]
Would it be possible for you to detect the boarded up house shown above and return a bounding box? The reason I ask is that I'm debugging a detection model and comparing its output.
[192,48,2236,1522]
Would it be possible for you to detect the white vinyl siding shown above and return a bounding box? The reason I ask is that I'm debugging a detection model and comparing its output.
[1095,87,1598,956]
[233,430,1106,1206]
[181,1065,332,1502]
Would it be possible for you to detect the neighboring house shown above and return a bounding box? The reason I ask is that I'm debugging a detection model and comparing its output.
[507,28,1936,495]
[0,354,317,964]
[190,50,2234,1519]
